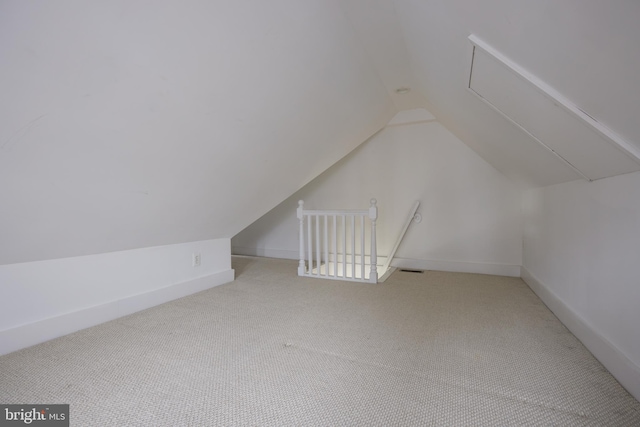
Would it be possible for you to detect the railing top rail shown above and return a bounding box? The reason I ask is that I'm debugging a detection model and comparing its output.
[301,209,369,216]
[297,199,377,221]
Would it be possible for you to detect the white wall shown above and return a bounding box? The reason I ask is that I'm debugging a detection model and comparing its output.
[0,238,233,355]
[522,172,640,400]
[0,0,394,265]
[233,112,522,276]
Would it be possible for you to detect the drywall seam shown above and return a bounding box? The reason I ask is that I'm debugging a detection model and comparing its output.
[386,108,436,127]
[0,269,234,356]
[385,118,436,127]
[521,266,640,401]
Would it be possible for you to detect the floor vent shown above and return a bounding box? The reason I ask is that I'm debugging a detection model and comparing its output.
[400,269,423,273]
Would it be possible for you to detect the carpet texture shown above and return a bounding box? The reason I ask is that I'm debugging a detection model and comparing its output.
[1,256,639,426]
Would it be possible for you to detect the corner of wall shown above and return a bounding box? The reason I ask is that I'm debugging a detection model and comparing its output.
[521,266,640,402]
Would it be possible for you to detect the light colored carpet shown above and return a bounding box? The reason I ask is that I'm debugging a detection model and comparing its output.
[1,256,639,426]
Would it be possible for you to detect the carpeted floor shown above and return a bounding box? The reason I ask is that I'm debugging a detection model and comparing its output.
[1,256,639,426]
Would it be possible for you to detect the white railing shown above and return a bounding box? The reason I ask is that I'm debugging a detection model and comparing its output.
[297,199,378,283]
[379,201,421,279]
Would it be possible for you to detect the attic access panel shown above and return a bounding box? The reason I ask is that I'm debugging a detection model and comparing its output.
[467,35,640,181]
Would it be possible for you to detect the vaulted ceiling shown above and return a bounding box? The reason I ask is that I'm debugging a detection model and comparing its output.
[2,0,639,264]
[344,0,640,187]
[0,0,394,264]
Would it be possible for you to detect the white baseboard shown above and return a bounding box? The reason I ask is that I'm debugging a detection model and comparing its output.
[0,269,235,356]
[521,266,640,402]
[232,246,390,266]
[232,246,299,260]
[378,267,397,282]
[391,257,521,277]
[231,248,519,277]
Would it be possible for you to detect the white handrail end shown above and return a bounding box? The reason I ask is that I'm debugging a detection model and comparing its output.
[369,198,378,220]
[297,200,304,219]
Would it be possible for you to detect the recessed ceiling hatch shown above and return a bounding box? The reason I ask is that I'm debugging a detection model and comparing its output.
[467,35,640,181]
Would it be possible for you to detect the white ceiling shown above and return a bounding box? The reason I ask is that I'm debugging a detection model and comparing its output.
[339,0,426,111]
[0,0,395,264]
[2,0,639,264]
[343,0,640,187]
[403,0,640,187]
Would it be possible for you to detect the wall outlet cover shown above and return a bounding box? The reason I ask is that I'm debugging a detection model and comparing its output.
[192,253,201,267]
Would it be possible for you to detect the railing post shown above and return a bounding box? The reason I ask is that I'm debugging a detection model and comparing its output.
[369,198,378,283]
[297,200,305,276]
[315,215,320,276]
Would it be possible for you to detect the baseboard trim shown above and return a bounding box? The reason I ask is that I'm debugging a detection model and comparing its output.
[231,248,519,277]
[391,257,521,277]
[232,246,298,260]
[0,269,235,356]
[232,246,390,266]
[521,266,640,401]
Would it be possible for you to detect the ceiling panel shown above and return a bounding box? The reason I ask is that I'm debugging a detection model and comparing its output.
[468,36,640,181]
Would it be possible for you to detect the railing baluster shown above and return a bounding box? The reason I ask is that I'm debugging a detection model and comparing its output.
[297,201,305,276]
[332,215,337,277]
[342,215,346,278]
[369,199,378,283]
[351,215,355,279]
[315,215,320,276]
[324,215,328,277]
[361,214,365,280]
[307,214,312,276]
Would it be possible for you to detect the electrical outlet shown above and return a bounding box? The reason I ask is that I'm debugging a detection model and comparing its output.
[192,253,201,267]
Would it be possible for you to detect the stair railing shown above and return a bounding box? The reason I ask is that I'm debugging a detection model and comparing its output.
[297,199,378,283]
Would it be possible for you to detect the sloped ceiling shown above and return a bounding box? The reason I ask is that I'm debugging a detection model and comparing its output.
[343,0,640,188]
[0,0,395,265]
[390,0,640,188]
[3,1,639,264]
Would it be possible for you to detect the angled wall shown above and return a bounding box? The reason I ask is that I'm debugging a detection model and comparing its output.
[233,110,522,276]
[522,173,640,400]
[0,238,233,356]
[0,1,394,354]
[0,0,394,266]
